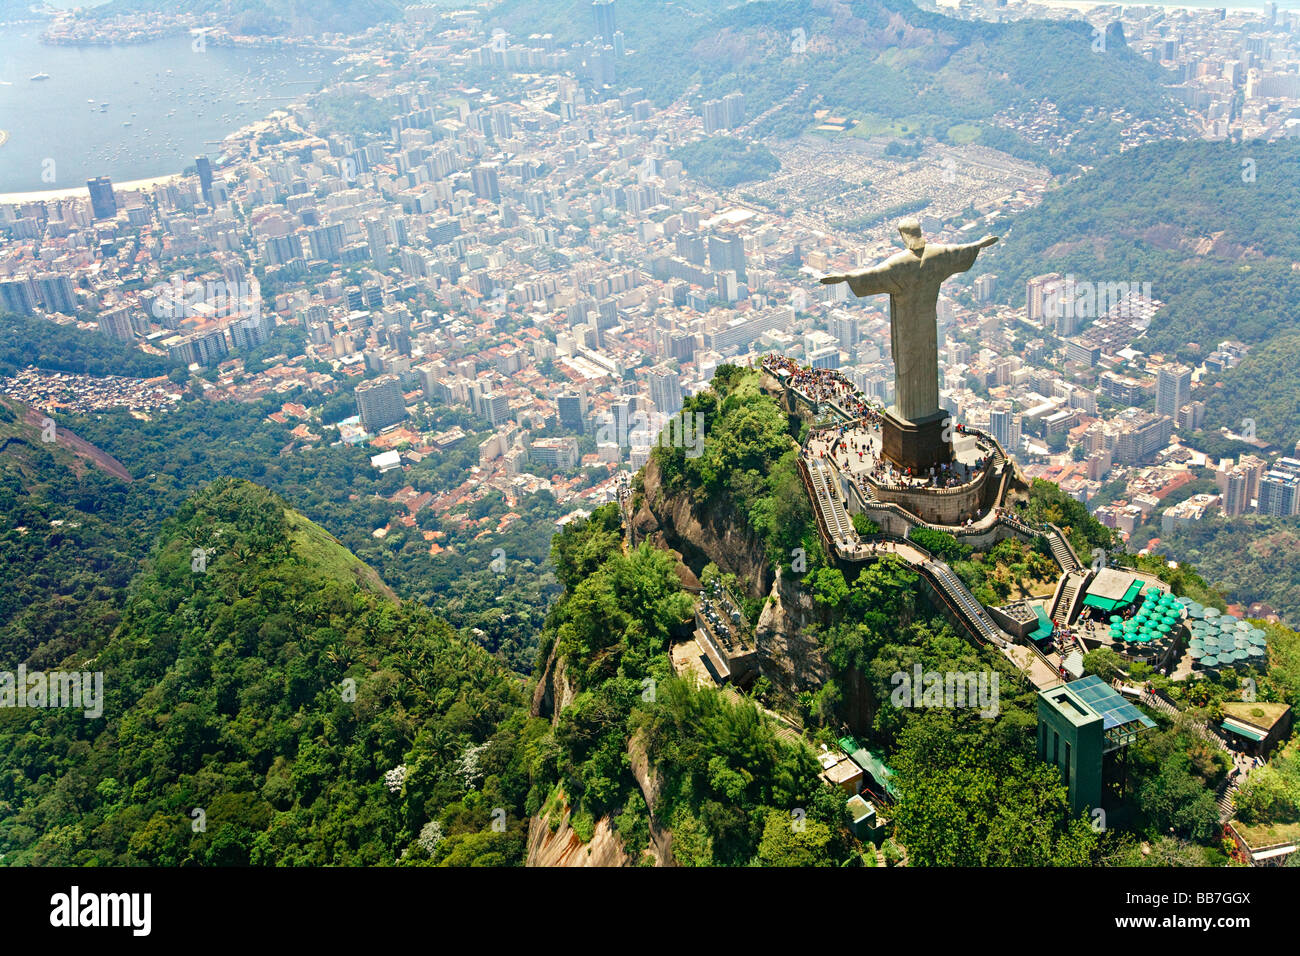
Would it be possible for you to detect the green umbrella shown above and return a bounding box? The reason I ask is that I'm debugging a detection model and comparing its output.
[1189,647,1206,659]
[1202,655,1220,667]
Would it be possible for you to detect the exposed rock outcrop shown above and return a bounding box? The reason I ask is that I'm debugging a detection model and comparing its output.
[629,731,674,866]
[755,565,829,710]
[634,456,771,600]
[526,796,629,867]
[524,733,674,867]
[531,639,576,723]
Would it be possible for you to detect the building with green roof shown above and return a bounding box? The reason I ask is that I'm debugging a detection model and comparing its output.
[1037,676,1155,816]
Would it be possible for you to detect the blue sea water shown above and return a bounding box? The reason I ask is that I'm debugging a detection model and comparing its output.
[0,25,331,194]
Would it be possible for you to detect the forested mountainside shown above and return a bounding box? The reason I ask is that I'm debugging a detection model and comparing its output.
[980,138,1300,452]
[4,368,1300,866]
[489,0,1180,170]
[0,478,537,866]
[0,395,144,669]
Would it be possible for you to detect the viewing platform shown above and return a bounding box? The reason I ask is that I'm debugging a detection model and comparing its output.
[764,354,1021,532]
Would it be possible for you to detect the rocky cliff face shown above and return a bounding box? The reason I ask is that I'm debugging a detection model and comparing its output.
[633,456,772,601]
[526,800,629,867]
[527,646,674,866]
[629,731,674,866]
[755,565,828,707]
[530,639,575,723]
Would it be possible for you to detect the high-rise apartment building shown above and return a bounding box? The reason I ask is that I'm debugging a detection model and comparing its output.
[355,376,408,432]
[592,0,616,44]
[195,156,214,204]
[87,176,117,220]
[471,163,501,202]
[648,364,683,416]
[558,391,588,432]
[1155,364,1193,419]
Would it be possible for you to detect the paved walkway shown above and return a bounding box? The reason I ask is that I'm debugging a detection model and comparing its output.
[1004,644,1064,689]
[808,424,991,494]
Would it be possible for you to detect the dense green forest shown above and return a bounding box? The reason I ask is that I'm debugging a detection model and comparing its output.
[0,312,178,379]
[61,396,559,673]
[0,482,863,866]
[1199,331,1300,456]
[1161,513,1300,627]
[670,137,781,190]
[311,93,398,138]
[0,479,537,865]
[0,397,152,669]
[490,0,1178,168]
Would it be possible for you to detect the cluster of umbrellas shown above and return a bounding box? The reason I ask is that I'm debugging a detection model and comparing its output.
[1108,589,1185,649]
[1187,608,1269,670]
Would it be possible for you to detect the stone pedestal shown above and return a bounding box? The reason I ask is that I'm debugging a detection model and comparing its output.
[881,409,952,474]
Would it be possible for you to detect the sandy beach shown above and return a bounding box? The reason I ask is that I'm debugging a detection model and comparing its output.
[0,173,184,205]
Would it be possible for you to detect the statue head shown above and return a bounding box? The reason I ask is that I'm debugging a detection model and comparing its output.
[898,218,925,253]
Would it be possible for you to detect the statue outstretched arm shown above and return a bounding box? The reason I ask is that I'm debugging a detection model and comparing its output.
[820,261,900,297]
[933,235,998,277]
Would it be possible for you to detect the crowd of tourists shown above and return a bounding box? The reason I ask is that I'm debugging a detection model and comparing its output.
[764,355,881,422]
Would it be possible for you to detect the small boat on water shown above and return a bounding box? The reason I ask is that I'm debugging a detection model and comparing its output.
[30,73,51,82]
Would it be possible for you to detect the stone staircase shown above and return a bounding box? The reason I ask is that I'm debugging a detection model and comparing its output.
[1216,779,1240,824]
[1139,690,1233,754]
[1051,575,1080,627]
[1049,568,1091,628]
[1139,689,1179,718]
[1046,525,1083,573]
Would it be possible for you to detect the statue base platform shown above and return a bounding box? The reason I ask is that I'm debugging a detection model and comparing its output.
[881,409,952,474]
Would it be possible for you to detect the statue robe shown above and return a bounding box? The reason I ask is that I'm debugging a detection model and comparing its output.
[843,241,982,423]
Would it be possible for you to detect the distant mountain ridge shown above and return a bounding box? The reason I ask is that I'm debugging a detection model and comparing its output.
[88,0,402,36]
[491,0,1182,168]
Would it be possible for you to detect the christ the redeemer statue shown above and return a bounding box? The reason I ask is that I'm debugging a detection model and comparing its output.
[820,219,997,471]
